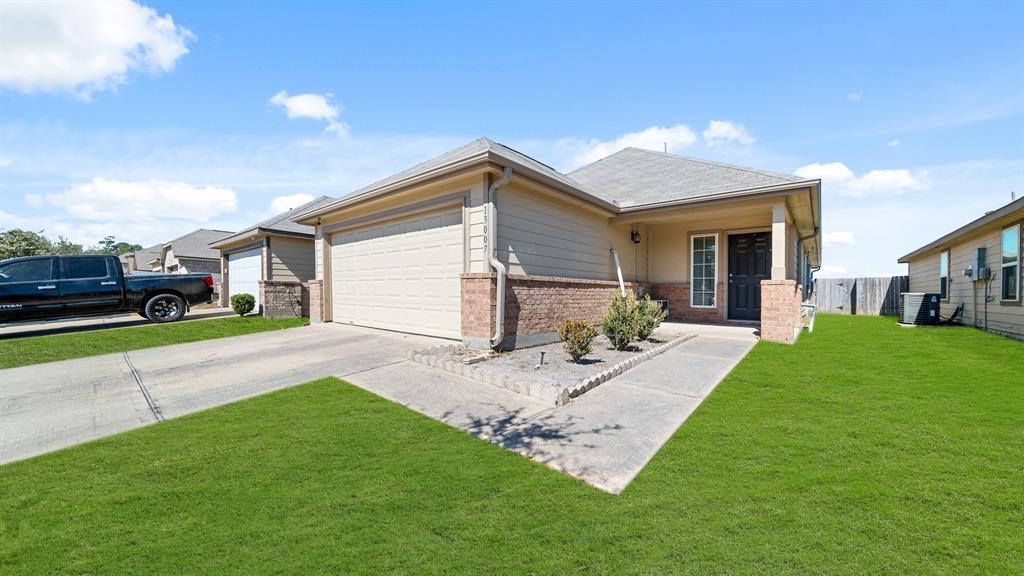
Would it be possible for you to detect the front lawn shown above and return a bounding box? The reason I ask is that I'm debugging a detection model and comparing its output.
[0,316,307,369]
[1,315,1020,574]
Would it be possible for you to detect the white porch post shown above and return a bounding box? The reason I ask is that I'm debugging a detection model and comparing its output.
[771,202,788,280]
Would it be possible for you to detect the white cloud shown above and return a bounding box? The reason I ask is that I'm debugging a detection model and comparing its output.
[888,139,901,148]
[260,193,315,219]
[269,91,348,136]
[848,91,863,101]
[823,231,856,246]
[817,265,849,277]
[568,124,697,168]
[702,120,756,147]
[795,161,927,197]
[0,0,194,99]
[24,194,43,208]
[795,162,855,183]
[43,178,236,222]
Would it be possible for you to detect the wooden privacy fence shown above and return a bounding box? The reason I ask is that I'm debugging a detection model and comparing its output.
[812,276,909,316]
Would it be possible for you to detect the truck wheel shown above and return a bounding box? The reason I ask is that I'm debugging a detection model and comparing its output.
[145,294,187,323]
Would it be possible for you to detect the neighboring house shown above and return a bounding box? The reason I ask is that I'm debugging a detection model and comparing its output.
[120,244,162,272]
[898,197,1023,340]
[150,229,234,292]
[210,196,335,317]
[296,138,821,347]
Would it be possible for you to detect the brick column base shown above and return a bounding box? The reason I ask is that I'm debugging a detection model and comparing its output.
[260,280,308,320]
[218,281,229,307]
[308,279,324,323]
[760,279,802,344]
[461,273,496,349]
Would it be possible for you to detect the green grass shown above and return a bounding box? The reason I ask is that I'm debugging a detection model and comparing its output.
[1,315,1021,574]
[0,316,308,369]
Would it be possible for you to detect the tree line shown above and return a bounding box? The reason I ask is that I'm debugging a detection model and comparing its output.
[0,229,144,261]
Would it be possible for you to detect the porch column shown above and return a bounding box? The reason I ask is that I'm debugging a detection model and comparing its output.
[771,203,787,280]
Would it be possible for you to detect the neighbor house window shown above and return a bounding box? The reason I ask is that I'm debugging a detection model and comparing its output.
[939,250,949,300]
[1002,224,1020,301]
[691,233,717,308]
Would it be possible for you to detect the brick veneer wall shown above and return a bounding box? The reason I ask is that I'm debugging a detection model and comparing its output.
[308,279,324,323]
[760,279,802,343]
[260,280,309,320]
[648,283,726,323]
[461,273,640,349]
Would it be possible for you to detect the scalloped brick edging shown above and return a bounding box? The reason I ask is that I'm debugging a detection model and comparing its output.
[565,332,698,399]
[410,332,698,406]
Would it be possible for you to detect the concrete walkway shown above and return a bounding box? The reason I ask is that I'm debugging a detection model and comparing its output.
[0,306,234,339]
[1,321,756,494]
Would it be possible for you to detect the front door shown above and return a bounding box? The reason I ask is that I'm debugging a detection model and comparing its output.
[0,257,62,322]
[728,232,771,321]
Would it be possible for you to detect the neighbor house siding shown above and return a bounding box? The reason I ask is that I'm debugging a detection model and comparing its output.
[496,184,642,282]
[907,217,1023,339]
[269,236,315,283]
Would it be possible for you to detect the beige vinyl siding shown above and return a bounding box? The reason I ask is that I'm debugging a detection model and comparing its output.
[648,210,770,284]
[315,228,325,280]
[496,184,641,282]
[269,236,315,283]
[907,217,1023,339]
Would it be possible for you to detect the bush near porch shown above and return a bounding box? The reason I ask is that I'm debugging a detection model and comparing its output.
[1,315,1020,574]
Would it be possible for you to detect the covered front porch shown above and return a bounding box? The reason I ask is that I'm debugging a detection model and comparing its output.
[620,189,820,343]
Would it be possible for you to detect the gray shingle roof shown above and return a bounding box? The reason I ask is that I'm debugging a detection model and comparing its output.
[166,229,234,260]
[120,243,161,266]
[569,148,810,209]
[213,195,335,247]
[301,138,816,220]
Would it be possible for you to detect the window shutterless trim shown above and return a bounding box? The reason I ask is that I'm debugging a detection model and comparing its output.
[939,249,950,301]
[1000,223,1021,302]
[690,232,718,309]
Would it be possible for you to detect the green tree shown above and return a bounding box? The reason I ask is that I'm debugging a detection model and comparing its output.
[89,236,142,256]
[0,229,54,260]
[52,236,84,255]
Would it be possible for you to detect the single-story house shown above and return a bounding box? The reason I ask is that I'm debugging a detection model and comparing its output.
[296,138,821,347]
[210,196,335,318]
[120,243,162,272]
[149,229,234,292]
[898,197,1022,340]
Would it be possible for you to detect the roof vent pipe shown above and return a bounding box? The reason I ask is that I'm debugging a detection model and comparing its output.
[487,167,513,349]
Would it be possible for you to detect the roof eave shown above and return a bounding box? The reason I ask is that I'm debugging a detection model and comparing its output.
[897,197,1024,263]
[616,180,819,213]
[210,227,312,249]
[297,150,618,224]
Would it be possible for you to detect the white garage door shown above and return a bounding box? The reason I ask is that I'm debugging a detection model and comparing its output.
[228,248,262,301]
[331,207,463,339]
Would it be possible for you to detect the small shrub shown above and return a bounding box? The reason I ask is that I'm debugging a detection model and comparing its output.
[557,319,598,363]
[602,291,640,351]
[635,294,668,341]
[230,293,256,316]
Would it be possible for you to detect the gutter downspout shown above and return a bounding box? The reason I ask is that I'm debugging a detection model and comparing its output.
[610,248,627,296]
[487,167,513,349]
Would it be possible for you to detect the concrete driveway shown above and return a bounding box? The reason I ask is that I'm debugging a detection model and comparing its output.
[2,321,757,494]
[0,324,443,464]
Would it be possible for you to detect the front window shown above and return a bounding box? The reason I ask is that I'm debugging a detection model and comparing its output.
[691,233,717,308]
[0,259,55,283]
[63,257,110,280]
[1002,224,1020,301]
[939,250,949,300]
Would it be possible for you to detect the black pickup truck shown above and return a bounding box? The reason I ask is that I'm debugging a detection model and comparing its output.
[0,254,214,324]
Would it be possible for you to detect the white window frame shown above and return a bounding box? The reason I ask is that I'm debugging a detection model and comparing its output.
[1001,223,1020,302]
[690,233,718,309]
[939,250,950,301]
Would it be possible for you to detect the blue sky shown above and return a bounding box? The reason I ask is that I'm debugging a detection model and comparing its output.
[1,1,1022,276]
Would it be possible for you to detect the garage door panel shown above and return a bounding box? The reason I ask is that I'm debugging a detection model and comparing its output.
[331,207,463,339]
[227,248,262,302]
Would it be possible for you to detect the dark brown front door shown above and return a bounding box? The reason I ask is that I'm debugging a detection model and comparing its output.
[728,232,771,321]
